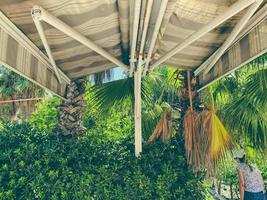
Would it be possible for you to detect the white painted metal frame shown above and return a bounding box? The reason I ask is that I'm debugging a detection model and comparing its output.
[142,0,169,76]
[0,11,70,85]
[0,11,69,100]
[31,5,129,74]
[195,0,264,76]
[134,0,153,157]
[32,9,62,83]
[129,0,142,76]
[149,0,256,72]
[134,65,142,157]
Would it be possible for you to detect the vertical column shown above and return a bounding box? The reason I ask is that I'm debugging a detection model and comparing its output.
[134,66,142,157]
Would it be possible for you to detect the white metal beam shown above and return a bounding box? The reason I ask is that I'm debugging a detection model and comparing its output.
[149,0,256,72]
[32,10,62,83]
[133,0,153,157]
[31,5,129,73]
[195,0,264,76]
[134,65,142,157]
[142,0,169,76]
[129,0,142,76]
[137,0,153,70]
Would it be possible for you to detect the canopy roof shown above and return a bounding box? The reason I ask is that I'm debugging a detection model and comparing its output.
[0,0,266,97]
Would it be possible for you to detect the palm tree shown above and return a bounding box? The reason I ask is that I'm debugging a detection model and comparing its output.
[92,67,181,140]
[211,54,267,151]
[57,78,86,136]
[91,54,267,173]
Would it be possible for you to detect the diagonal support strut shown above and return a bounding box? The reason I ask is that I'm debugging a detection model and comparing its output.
[142,0,168,76]
[31,5,129,74]
[32,8,63,83]
[148,0,256,72]
[195,0,264,76]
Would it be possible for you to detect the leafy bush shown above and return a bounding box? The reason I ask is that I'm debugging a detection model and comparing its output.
[0,121,3,130]
[30,97,60,133]
[0,122,208,200]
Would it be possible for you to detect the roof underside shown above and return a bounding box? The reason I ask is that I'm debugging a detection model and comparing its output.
[0,0,246,76]
[0,0,266,97]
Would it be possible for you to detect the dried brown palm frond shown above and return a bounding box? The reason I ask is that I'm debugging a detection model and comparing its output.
[182,71,233,175]
[182,70,202,171]
[184,109,201,171]
[146,108,173,145]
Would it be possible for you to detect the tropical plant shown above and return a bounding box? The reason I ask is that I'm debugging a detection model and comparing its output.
[30,97,61,133]
[208,53,267,198]
[146,106,173,145]
[197,91,234,175]
[57,78,87,136]
[211,54,267,151]
[93,68,181,140]
[183,70,233,175]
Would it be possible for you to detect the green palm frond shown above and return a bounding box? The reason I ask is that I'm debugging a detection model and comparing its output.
[244,68,267,106]
[210,54,267,151]
[93,77,152,112]
[224,96,267,150]
[211,75,239,104]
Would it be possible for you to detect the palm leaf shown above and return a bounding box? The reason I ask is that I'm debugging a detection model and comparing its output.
[243,68,267,106]
[184,109,200,171]
[146,106,173,145]
[224,96,267,150]
[93,77,152,112]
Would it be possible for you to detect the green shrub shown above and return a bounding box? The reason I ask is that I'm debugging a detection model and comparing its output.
[0,122,208,200]
[30,97,60,133]
[0,121,3,130]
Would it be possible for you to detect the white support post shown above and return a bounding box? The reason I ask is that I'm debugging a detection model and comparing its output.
[149,0,256,72]
[134,66,142,157]
[133,0,152,157]
[142,0,168,76]
[136,0,153,70]
[129,0,142,77]
[31,6,129,73]
[32,9,62,83]
[201,0,264,75]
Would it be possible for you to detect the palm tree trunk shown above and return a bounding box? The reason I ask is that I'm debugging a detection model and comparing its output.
[10,95,17,120]
[177,71,202,136]
[57,78,86,136]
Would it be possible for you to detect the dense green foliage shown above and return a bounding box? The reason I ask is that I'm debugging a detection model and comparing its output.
[209,54,267,199]
[1,53,266,200]
[93,68,181,139]
[0,122,208,200]
[30,97,61,133]
[0,66,42,98]
[211,54,267,150]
